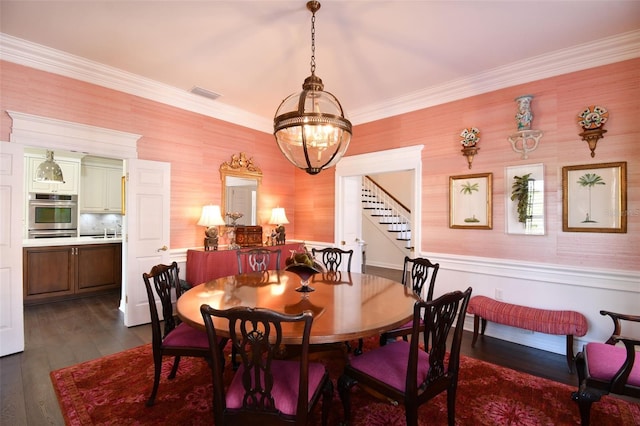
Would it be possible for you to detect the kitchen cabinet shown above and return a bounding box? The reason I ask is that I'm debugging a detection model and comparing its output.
[80,160,123,212]
[23,242,122,303]
[25,153,81,195]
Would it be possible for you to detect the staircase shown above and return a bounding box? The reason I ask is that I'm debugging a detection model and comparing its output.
[361,176,412,252]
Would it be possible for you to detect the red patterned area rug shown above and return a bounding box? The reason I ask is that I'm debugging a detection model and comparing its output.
[51,340,640,425]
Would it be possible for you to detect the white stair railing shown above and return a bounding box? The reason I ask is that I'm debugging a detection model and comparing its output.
[362,177,412,248]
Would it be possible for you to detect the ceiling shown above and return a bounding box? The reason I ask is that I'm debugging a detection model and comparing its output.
[1,1,639,132]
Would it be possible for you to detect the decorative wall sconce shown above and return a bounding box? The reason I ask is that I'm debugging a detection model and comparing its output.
[197,205,225,251]
[507,95,543,159]
[460,127,480,169]
[578,105,608,157]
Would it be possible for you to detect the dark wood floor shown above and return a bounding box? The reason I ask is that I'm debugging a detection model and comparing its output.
[2,266,578,426]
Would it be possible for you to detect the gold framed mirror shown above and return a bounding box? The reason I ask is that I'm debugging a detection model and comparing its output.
[220,152,262,226]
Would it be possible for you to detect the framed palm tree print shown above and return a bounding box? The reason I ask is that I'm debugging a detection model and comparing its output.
[449,173,492,229]
[562,162,627,233]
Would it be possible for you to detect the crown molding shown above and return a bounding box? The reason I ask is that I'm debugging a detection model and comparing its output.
[0,33,273,133]
[2,30,639,132]
[349,30,640,124]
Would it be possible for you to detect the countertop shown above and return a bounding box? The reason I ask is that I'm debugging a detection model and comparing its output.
[23,236,123,247]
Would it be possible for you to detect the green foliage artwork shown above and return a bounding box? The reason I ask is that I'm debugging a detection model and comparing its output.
[511,173,533,224]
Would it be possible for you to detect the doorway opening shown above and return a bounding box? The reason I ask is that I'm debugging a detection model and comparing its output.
[335,145,423,270]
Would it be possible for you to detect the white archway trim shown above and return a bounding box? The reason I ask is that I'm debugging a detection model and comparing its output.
[7,111,140,159]
[336,145,424,176]
[335,145,424,254]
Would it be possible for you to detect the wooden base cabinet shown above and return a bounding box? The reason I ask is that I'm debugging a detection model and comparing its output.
[23,243,122,304]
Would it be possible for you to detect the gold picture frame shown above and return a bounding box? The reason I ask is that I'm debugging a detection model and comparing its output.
[562,162,627,233]
[449,173,492,229]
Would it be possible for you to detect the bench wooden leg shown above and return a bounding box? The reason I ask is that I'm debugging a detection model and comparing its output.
[566,335,575,373]
[472,316,480,347]
[472,316,488,347]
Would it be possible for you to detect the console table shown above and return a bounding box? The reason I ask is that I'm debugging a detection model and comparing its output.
[185,242,304,286]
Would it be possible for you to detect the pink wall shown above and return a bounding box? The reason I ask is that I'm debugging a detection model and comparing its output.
[0,61,297,248]
[2,58,638,271]
[340,59,638,271]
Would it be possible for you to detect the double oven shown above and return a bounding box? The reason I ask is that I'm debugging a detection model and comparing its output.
[28,193,78,238]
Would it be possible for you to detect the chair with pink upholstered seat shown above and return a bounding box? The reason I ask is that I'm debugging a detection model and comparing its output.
[379,256,440,345]
[200,304,333,426]
[142,262,228,406]
[572,310,640,425]
[338,287,472,426]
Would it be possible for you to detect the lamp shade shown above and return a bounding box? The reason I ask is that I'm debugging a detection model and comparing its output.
[35,150,65,183]
[197,205,225,227]
[268,207,289,225]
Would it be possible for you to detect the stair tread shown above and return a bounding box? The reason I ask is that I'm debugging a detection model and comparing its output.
[362,181,411,253]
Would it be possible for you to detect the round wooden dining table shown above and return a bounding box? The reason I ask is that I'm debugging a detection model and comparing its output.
[176,270,419,345]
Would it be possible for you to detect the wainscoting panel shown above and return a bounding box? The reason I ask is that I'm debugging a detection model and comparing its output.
[171,245,639,356]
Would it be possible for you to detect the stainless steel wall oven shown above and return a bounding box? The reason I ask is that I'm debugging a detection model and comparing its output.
[28,193,78,238]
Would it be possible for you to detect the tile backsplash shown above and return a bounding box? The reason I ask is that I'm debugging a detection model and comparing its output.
[80,213,122,236]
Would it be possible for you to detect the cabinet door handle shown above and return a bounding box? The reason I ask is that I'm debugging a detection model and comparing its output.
[157,245,168,252]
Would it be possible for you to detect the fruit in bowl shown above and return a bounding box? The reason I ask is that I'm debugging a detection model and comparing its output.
[285,248,323,292]
[285,249,323,270]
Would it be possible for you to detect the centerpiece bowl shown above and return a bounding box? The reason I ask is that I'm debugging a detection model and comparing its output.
[285,263,322,292]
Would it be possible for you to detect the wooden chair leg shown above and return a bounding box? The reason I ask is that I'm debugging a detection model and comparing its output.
[321,378,334,426]
[338,374,356,424]
[447,384,457,426]
[147,353,162,406]
[168,355,181,379]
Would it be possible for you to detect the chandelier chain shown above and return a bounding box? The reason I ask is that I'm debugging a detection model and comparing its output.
[310,12,316,75]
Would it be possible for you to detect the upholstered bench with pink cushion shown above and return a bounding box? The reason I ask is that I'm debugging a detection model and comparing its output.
[467,295,588,372]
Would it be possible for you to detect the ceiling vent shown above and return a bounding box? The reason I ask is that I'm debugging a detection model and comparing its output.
[189,86,221,100]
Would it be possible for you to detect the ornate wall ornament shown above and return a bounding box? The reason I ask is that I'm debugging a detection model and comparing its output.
[578,105,608,157]
[460,127,480,169]
[220,152,262,174]
[508,95,543,159]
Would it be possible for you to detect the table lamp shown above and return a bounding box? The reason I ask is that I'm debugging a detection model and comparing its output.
[197,205,225,251]
[268,207,289,245]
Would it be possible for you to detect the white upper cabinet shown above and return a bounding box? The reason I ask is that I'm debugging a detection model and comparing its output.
[80,157,123,212]
[25,151,81,195]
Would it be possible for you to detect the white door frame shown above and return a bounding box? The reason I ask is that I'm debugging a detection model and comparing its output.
[5,112,142,353]
[335,145,424,266]
[0,142,25,356]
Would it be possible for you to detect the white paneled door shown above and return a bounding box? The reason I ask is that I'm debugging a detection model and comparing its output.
[123,159,171,327]
[0,142,24,356]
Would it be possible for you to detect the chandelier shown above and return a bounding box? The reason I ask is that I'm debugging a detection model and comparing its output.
[273,1,352,175]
